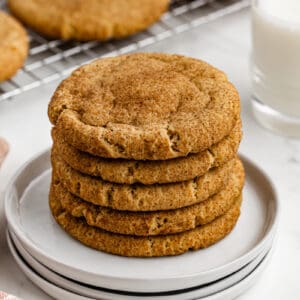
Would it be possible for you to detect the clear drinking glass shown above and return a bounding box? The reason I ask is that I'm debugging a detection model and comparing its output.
[251,0,300,137]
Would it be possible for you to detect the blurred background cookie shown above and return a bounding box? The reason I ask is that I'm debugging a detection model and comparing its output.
[0,11,28,82]
[8,0,170,41]
[0,137,9,167]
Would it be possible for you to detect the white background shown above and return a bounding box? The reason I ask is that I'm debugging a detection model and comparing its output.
[0,8,300,300]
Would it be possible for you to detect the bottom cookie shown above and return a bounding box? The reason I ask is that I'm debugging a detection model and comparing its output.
[49,193,242,257]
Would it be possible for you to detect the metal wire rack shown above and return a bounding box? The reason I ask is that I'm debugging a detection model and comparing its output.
[0,0,250,102]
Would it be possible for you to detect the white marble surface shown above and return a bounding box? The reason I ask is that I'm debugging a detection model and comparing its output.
[0,8,300,300]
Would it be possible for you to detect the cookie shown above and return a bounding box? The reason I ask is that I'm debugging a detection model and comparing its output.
[0,137,9,167]
[51,161,244,236]
[50,191,242,257]
[52,150,240,211]
[8,0,170,41]
[48,53,240,160]
[51,119,241,184]
[0,11,28,82]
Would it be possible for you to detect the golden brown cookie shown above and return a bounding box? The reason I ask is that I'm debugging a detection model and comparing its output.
[52,150,241,211]
[8,0,170,41]
[50,191,242,257]
[51,119,242,184]
[0,137,9,167]
[0,11,28,82]
[51,162,244,236]
[48,53,240,160]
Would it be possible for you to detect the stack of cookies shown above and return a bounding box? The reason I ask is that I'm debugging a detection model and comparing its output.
[48,53,245,257]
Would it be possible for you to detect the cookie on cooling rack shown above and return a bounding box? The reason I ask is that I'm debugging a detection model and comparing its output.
[0,11,28,82]
[8,0,170,41]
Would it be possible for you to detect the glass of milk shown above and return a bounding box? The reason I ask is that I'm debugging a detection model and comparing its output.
[251,0,300,137]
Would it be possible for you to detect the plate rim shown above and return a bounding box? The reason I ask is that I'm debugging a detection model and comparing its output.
[6,228,273,300]
[4,148,280,288]
[8,228,273,299]
[6,229,92,300]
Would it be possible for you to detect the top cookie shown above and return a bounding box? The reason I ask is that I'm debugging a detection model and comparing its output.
[49,53,240,160]
[8,0,170,41]
[0,11,28,82]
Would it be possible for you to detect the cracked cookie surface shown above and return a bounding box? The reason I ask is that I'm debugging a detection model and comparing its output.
[8,0,170,41]
[49,190,242,257]
[51,161,244,236]
[52,148,240,211]
[0,11,28,82]
[51,119,241,184]
[48,53,240,160]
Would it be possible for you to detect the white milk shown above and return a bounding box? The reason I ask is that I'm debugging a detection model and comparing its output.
[252,0,300,117]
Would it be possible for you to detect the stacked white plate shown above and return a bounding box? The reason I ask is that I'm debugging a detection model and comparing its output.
[5,149,279,300]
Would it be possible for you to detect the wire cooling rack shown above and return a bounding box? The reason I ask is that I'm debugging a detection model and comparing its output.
[0,0,250,102]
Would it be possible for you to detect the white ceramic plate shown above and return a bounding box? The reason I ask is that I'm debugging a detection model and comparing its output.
[9,229,273,300]
[6,231,91,300]
[7,230,273,300]
[5,149,279,293]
